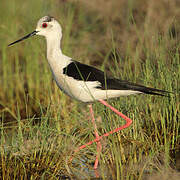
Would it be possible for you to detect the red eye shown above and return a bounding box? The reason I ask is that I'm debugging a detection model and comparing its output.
[42,23,47,28]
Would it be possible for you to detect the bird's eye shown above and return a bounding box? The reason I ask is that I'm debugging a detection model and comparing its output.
[42,23,47,28]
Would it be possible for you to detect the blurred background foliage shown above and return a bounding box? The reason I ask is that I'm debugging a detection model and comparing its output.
[0,0,179,179]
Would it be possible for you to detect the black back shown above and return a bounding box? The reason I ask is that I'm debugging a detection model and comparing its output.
[63,60,105,83]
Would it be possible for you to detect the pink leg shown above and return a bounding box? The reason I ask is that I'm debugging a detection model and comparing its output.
[88,104,102,170]
[98,99,132,134]
[70,100,132,172]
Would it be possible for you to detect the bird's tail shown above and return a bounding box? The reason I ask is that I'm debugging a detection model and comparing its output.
[118,80,172,97]
[139,86,171,96]
[126,82,171,97]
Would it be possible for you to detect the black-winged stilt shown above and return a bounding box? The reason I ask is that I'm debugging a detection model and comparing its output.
[8,16,170,172]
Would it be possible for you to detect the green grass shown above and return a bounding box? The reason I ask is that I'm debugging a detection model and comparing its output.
[0,0,179,179]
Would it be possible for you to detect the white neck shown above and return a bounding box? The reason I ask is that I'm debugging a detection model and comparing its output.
[45,32,71,72]
[46,33,63,60]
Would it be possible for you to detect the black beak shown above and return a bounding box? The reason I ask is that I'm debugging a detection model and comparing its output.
[8,30,38,47]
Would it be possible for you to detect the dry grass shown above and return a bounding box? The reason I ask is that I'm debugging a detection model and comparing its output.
[0,0,179,179]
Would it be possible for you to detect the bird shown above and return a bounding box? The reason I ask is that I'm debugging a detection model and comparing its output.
[8,15,170,172]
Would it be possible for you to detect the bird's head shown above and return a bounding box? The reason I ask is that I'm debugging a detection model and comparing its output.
[8,15,62,46]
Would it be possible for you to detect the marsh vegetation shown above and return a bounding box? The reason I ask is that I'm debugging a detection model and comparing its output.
[0,0,179,179]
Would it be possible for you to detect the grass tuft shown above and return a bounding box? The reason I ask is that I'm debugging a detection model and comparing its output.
[0,0,179,179]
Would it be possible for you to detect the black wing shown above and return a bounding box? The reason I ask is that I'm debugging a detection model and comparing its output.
[63,60,170,96]
[63,60,105,82]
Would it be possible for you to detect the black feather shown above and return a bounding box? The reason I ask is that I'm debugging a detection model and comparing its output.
[63,60,170,96]
[63,60,105,82]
